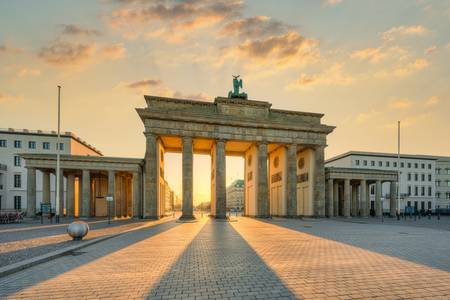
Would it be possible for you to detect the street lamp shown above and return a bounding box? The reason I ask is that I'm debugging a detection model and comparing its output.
[397,121,401,220]
[55,85,61,223]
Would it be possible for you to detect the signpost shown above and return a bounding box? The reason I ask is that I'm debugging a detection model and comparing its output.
[106,195,113,224]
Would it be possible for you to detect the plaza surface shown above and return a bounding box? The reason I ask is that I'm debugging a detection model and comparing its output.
[1,217,450,299]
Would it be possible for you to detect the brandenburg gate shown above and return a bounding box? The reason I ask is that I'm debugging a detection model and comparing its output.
[21,79,335,220]
[137,94,335,220]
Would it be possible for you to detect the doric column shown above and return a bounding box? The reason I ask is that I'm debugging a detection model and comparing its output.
[26,168,36,217]
[181,136,194,219]
[132,171,141,218]
[257,142,269,217]
[360,180,368,217]
[375,180,382,217]
[390,181,396,217]
[214,140,227,219]
[66,174,75,217]
[326,179,334,217]
[81,170,91,218]
[286,144,298,217]
[313,146,326,217]
[351,183,358,216]
[144,133,158,218]
[333,181,339,216]
[42,171,50,203]
[343,179,351,217]
[57,169,64,217]
[108,170,116,218]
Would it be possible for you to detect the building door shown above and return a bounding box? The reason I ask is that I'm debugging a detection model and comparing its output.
[297,186,308,216]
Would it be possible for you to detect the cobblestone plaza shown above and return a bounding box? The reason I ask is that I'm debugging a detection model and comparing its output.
[1,217,450,299]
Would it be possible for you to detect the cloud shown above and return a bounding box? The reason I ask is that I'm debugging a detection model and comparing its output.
[38,40,96,67]
[119,78,210,100]
[60,24,101,36]
[108,0,243,38]
[381,25,428,42]
[376,58,429,77]
[17,68,41,77]
[323,0,343,7]
[124,79,163,89]
[425,96,439,107]
[288,63,354,89]
[0,92,24,104]
[355,110,380,124]
[101,43,125,60]
[424,45,436,55]
[350,47,386,63]
[220,16,291,40]
[0,44,24,55]
[389,98,411,109]
[221,31,320,68]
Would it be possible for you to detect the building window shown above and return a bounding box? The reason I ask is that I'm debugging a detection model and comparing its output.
[400,162,404,168]
[355,160,360,166]
[447,192,450,199]
[414,174,418,181]
[436,192,440,198]
[428,163,432,169]
[447,169,450,175]
[414,163,418,168]
[363,160,367,166]
[0,140,6,147]
[420,187,425,196]
[428,174,432,182]
[394,162,397,168]
[386,161,390,167]
[371,161,375,166]
[14,174,21,188]
[436,168,441,174]
[14,140,21,148]
[407,201,411,207]
[447,181,450,187]
[378,161,382,167]
[421,163,425,169]
[436,180,440,187]
[408,186,411,196]
[56,142,64,151]
[428,187,432,196]
[414,186,418,196]
[370,185,375,195]
[428,201,432,210]
[43,142,50,150]
[14,196,21,210]
[421,174,425,181]
[14,156,21,167]
[28,141,36,149]
[408,163,411,168]
[408,173,412,181]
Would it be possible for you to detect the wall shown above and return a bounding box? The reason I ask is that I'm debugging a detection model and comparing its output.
[268,146,287,216]
[297,148,314,216]
[244,146,258,216]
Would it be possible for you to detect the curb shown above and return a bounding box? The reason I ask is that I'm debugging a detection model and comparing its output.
[0,218,170,278]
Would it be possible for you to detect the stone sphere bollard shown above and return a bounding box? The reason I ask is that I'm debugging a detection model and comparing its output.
[67,221,89,241]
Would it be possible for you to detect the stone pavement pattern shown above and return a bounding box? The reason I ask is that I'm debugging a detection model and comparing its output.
[1,217,450,299]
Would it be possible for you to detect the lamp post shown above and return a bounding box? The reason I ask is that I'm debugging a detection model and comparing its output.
[55,85,61,224]
[397,121,401,220]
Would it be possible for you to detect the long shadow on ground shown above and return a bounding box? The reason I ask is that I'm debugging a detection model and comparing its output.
[0,220,180,297]
[147,220,297,299]
[260,217,450,273]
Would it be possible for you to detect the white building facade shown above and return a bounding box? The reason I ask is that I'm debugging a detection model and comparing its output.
[226,179,244,211]
[326,151,450,213]
[0,128,102,212]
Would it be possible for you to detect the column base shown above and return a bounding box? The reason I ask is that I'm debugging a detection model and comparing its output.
[177,215,197,223]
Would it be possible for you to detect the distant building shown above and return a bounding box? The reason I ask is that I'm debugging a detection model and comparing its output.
[0,128,102,211]
[226,179,244,211]
[326,151,450,213]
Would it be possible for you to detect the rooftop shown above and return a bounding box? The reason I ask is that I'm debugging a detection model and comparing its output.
[325,150,448,164]
[0,128,102,156]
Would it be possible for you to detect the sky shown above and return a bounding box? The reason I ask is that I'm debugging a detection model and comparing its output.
[1,0,449,204]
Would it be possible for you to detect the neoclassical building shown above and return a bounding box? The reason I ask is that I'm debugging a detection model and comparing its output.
[22,95,335,219]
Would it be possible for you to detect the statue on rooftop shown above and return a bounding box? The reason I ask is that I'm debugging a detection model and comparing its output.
[228,75,248,99]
